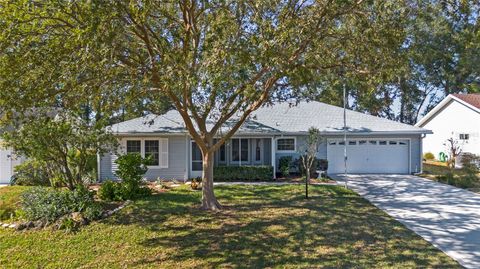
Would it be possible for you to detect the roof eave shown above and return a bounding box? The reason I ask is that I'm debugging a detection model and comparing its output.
[416,94,480,127]
[110,130,432,137]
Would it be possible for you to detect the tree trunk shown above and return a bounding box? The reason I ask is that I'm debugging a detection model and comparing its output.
[201,150,222,210]
[305,167,310,199]
[63,155,75,190]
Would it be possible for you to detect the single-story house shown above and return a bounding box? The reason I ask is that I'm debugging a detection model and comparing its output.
[416,94,480,159]
[99,101,431,181]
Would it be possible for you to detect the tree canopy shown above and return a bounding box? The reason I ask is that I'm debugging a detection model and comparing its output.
[1,0,411,210]
[315,0,480,124]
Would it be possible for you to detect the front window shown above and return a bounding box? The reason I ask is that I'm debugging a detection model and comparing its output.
[219,144,226,163]
[192,142,203,171]
[459,134,470,140]
[277,138,295,151]
[144,140,159,166]
[126,140,141,154]
[232,138,249,162]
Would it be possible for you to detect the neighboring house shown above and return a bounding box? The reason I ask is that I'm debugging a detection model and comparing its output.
[99,101,431,181]
[416,94,480,160]
[0,140,24,184]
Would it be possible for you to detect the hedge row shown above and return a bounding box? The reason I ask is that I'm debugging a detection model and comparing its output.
[214,166,274,181]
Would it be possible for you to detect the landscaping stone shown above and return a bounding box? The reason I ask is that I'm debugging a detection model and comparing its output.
[15,221,34,231]
[33,220,46,229]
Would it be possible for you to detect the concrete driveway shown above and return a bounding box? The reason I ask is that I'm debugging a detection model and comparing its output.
[332,174,480,269]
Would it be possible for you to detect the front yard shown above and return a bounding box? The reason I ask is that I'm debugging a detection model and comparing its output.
[422,161,480,193]
[0,184,459,268]
[0,186,30,221]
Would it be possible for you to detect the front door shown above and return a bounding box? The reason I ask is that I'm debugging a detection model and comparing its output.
[190,142,203,178]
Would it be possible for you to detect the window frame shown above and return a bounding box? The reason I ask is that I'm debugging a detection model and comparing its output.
[254,138,263,163]
[219,144,226,163]
[231,138,250,163]
[191,141,203,171]
[123,138,169,169]
[126,140,142,154]
[276,137,296,152]
[144,140,160,167]
[459,133,470,140]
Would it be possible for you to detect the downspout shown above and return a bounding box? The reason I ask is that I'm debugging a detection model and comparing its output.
[414,133,427,175]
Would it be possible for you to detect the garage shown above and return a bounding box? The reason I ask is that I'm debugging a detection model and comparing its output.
[327,139,410,174]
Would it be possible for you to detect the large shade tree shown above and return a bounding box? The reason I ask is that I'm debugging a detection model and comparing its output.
[315,1,480,124]
[0,0,408,210]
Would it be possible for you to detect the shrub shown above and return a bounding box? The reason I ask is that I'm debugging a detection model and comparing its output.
[454,176,475,188]
[460,153,480,174]
[98,179,151,201]
[97,180,118,201]
[318,159,328,171]
[436,172,475,189]
[83,203,103,221]
[21,187,70,222]
[214,166,273,181]
[293,158,328,178]
[423,152,435,161]
[115,153,148,182]
[67,185,96,212]
[21,186,99,223]
[436,172,455,185]
[2,114,117,190]
[10,160,51,187]
[98,153,152,201]
[279,156,292,177]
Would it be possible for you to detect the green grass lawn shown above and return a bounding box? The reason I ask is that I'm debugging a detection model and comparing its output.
[0,184,459,268]
[0,186,31,221]
[422,163,480,192]
[422,162,464,176]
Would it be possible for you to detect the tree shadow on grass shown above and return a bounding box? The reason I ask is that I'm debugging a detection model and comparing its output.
[105,185,461,268]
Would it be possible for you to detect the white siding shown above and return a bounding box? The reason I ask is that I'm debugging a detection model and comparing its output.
[99,152,119,180]
[421,100,480,157]
[0,141,26,184]
[0,147,13,184]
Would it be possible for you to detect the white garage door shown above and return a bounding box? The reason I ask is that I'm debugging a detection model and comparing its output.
[0,149,13,184]
[327,139,410,174]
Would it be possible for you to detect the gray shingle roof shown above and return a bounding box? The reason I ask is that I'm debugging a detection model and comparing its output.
[109,101,430,135]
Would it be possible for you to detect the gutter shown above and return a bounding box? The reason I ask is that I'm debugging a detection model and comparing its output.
[111,130,432,137]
